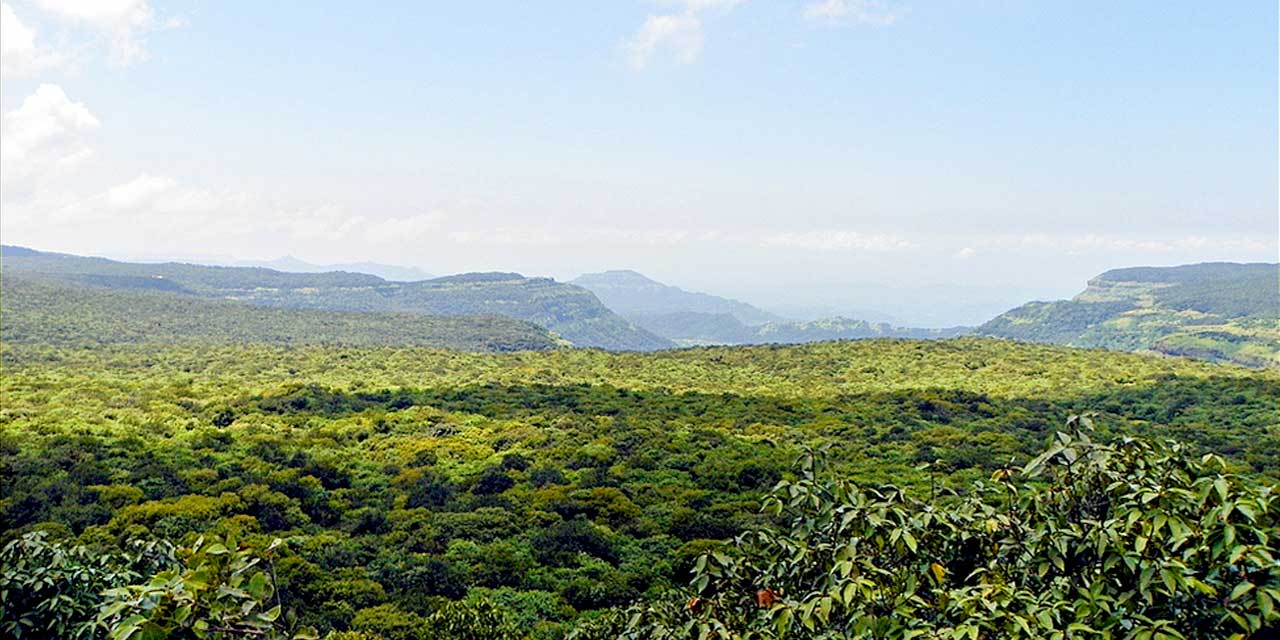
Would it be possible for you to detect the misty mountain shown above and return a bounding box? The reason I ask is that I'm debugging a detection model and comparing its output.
[574,269,967,346]
[2,246,671,351]
[978,262,1279,367]
[571,270,782,325]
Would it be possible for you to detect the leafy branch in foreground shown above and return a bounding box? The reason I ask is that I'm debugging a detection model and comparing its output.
[0,531,175,640]
[98,535,317,640]
[578,416,1279,639]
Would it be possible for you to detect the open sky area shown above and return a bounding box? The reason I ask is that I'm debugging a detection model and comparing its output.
[2,1,1275,323]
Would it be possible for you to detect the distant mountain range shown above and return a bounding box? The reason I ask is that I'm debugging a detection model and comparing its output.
[978,262,1279,368]
[571,270,782,325]
[5,246,1274,365]
[573,269,968,346]
[227,256,435,282]
[1,246,670,351]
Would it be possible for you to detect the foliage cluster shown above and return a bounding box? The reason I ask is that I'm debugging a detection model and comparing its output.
[576,420,1279,639]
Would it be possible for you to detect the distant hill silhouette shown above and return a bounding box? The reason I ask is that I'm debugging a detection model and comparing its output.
[572,270,782,325]
[231,256,435,282]
[572,269,967,346]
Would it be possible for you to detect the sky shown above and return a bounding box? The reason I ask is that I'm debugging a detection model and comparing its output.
[1,1,1276,324]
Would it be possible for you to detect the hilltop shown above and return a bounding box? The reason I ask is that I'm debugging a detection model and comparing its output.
[1,246,671,351]
[979,262,1279,367]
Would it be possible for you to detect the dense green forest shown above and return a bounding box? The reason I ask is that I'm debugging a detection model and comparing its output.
[1,247,671,351]
[979,262,1280,367]
[3,338,1278,638]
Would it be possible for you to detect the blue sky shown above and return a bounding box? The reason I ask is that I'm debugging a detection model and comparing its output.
[1,1,1275,323]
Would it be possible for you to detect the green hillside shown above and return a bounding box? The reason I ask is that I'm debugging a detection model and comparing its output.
[2,246,671,351]
[1,273,560,351]
[978,262,1280,367]
[3,338,1276,637]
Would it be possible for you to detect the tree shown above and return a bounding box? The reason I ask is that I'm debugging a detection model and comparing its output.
[579,417,1280,639]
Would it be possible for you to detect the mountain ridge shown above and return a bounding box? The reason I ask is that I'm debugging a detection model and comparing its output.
[1,246,672,351]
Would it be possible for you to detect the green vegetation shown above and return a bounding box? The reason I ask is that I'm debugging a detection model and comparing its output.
[979,262,1280,367]
[3,338,1278,637]
[577,420,1279,639]
[2,246,671,351]
[1,273,560,352]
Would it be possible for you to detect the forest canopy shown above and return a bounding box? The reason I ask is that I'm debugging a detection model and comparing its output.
[2,339,1278,638]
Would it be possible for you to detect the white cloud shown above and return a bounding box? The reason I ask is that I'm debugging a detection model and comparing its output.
[955,246,976,259]
[3,172,455,257]
[32,0,182,66]
[1,2,62,75]
[761,230,917,251]
[364,212,447,243]
[0,84,100,189]
[448,225,564,246]
[803,0,900,27]
[624,0,744,70]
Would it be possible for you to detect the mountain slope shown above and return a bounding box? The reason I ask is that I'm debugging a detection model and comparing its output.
[571,270,782,325]
[2,246,672,351]
[0,273,560,351]
[978,262,1280,367]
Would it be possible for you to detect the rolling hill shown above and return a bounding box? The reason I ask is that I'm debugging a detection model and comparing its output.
[978,262,1280,367]
[1,272,560,351]
[1,246,672,351]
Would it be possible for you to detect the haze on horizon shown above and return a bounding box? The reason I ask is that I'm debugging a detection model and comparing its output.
[2,1,1276,325]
